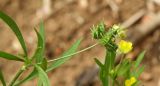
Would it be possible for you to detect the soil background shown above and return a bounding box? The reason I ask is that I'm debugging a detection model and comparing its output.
[0,0,160,86]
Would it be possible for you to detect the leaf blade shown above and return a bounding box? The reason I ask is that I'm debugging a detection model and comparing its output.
[134,51,145,68]
[134,65,145,78]
[0,51,24,61]
[0,11,27,57]
[34,64,50,86]
[116,59,131,76]
[0,69,6,86]
[94,58,103,67]
[39,21,45,42]
[32,29,44,63]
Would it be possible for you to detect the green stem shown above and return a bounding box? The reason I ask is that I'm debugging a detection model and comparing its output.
[8,66,26,86]
[112,79,115,86]
[101,49,116,86]
[102,78,108,86]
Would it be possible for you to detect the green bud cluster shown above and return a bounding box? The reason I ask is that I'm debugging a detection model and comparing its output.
[91,22,106,39]
[91,22,124,51]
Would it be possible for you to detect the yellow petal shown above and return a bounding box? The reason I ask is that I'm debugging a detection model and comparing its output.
[125,77,137,86]
[130,77,136,84]
[125,79,131,86]
[118,40,133,53]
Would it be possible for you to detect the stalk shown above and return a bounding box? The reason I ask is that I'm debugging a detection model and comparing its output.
[8,66,26,86]
[101,48,116,86]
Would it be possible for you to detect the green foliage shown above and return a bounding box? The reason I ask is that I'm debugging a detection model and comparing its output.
[134,65,145,78]
[34,64,50,86]
[14,39,82,86]
[0,12,85,86]
[39,21,45,42]
[0,12,145,86]
[91,22,145,86]
[91,22,106,39]
[0,69,6,86]
[134,51,145,69]
[116,59,131,77]
[94,58,103,67]
[32,28,44,63]
[33,21,46,63]
[0,11,27,57]
[0,51,24,61]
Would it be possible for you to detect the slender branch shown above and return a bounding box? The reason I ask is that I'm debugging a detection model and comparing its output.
[8,66,26,86]
[47,43,98,63]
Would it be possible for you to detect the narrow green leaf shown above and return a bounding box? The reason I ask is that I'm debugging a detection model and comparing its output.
[0,11,27,56]
[0,69,6,86]
[94,58,103,67]
[47,39,82,72]
[134,51,145,68]
[0,51,24,61]
[117,60,131,76]
[32,29,44,63]
[39,21,45,57]
[135,65,145,78]
[38,79,43,86]
[34,64,50,86]
[39,21,45,42]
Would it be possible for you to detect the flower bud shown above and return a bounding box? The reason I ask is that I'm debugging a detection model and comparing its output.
[91,22,106,39]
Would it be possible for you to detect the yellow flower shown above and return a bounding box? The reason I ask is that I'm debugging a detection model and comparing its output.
[125,77,137,86]
[118,40,133,53]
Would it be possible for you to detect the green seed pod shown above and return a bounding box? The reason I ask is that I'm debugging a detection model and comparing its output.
[91,22,106,39]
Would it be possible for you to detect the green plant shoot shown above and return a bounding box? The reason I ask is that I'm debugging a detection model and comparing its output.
[91,22,145,86]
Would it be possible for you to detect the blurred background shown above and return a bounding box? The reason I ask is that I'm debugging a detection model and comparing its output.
[0,0,160,86]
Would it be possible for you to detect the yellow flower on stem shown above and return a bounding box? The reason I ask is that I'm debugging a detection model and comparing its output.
[125,77,137,86]
[118,40,133,54]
